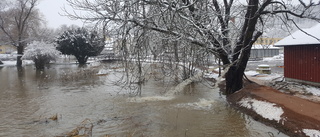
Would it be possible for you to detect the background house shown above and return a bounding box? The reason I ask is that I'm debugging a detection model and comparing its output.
[250,37,282,60]
[275,24,320,86]
[250,44,280,60]
[0,45,16,54]
[254,37,282,45]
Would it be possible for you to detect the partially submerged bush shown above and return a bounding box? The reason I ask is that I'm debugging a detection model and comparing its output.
[22,41,61,70]
[56,28,104,65]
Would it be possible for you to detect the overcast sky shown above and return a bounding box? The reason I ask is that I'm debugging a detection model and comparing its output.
[38,0,84,29]
[37,0,302,29]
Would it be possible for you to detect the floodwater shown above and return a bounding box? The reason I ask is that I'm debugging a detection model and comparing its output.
[0,63,288,137]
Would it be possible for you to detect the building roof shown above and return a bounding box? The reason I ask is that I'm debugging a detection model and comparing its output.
[274,23,320,47]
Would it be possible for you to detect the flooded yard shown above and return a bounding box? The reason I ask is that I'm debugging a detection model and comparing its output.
[0,63,288,137]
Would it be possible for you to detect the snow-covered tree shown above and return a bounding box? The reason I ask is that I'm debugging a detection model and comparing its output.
[64,0,320,94]
[55,27,104,65]
[0,0,41,66]
[22,41,61,70]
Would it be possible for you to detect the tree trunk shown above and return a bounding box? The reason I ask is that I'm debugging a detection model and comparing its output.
[225,66,244,95]
[225,40,255,94]
[16,44,24,67]
[76,55,88,65]
[34,58,45,70]
[173,41,179,62]
[224,0,262,95]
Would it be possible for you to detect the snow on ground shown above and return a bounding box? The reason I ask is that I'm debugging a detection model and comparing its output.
[23,60,33,65]
[302,129,320,137]
[245,70,282,81]
[246,70,320,97]
[1,61,16,66]
[239,97,284,123]
[203,72,219,79]
[283,83,320,97]
[0,54,17,60]
[1,54,34,66]
[247,55,320,97]
[203,66,221,79]
[263,54,284,61]
[305,87,320,96]
[0,60,33,66]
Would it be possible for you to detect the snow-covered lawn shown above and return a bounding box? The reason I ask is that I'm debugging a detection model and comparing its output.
[0,60,33,66]
[0,54,18,61]
[239,97,284,123]
[0,54,28,66]
[245,70,282,81]
[303,129,320,137]
[245,70,320,98]
[0,61,16,66]
[203,72,219,79]
[305,87,320,96]
[263,54,284,61]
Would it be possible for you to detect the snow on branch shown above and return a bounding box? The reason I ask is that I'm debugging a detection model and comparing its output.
[22,41,61,61]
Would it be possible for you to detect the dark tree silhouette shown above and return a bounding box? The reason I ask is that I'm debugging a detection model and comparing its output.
[56,28,104,65]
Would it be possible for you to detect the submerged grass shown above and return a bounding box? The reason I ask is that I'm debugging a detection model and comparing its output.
[59,68,100,82]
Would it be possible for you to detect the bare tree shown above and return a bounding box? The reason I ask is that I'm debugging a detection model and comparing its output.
[64,0,320,94]
[0,0,39,66]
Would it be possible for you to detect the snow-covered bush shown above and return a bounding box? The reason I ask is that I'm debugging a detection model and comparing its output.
[22,41,61,70]
[55,28,104,65]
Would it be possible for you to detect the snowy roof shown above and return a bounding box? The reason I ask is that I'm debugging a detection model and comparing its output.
[274,23,320,47]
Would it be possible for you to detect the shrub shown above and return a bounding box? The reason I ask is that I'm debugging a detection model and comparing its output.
[56,28,104,65]
[22,41,61,70]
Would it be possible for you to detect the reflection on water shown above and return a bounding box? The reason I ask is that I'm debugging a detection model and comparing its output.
[0,64,288,137]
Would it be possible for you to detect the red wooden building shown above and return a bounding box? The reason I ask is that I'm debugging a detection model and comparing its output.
[275,24,320,86]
